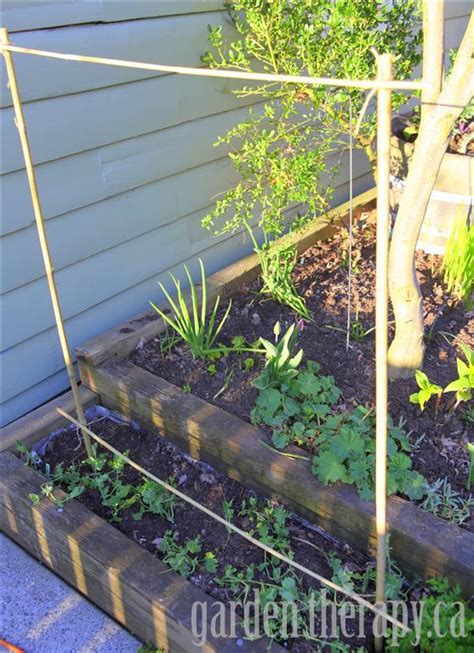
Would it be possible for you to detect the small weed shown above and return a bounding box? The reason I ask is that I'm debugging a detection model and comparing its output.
[243,357,255,372]
[159,532,219,578]
[182,383,192,394]
[409,344,473,413]
[15,441,41,469]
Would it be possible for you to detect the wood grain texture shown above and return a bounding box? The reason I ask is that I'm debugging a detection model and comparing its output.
[79,358,474,598]
[0,452,282,652]
[0,385,98,452]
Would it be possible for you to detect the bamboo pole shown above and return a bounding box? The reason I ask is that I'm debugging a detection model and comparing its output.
[421,0,445,128]
[0,41,425,91]
[56,407,411,635]
[374,52,393,652]
[0,28,93,458]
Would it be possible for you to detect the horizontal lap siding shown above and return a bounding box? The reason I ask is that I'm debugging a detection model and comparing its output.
[7,3,469,426]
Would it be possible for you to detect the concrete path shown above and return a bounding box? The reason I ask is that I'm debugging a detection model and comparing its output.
[0,534,141,653]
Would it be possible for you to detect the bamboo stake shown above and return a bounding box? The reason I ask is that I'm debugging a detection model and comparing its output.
[374,52,393,653]
[56,407,411,635]
[421,0,445,128]
[0,41,425,91]
[0,28,93,458]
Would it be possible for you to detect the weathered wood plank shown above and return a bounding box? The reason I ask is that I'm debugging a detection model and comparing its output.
[79,358,474,598]
[0,386,98,453]
[0,452,282,652]
[76,187,376,366]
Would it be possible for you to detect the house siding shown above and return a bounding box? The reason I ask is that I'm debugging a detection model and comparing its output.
[1,1,470,427]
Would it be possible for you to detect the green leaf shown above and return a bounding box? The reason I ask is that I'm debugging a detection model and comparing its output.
[404,472,427,500]
[272,430,290,450]
[297,371,322,396]
[312,451,347,484]
[414,369,430,389]
[280,576,299,602]
[204,552,218,573]
[330,430,365,459]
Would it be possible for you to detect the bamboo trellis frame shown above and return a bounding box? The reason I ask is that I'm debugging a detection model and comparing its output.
[0,27,428,649]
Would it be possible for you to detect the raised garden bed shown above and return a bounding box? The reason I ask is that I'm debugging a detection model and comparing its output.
[75,188,474,597]
[3,408,404,652]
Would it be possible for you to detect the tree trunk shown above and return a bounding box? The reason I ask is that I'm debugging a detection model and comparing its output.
[420,0,445,129]
[387,11,473,379]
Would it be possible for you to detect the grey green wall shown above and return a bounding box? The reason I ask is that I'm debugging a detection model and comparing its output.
[1,1,471,427]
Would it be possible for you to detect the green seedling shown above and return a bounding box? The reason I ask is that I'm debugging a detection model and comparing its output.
[444,343,474,408]
[409,370,443,412]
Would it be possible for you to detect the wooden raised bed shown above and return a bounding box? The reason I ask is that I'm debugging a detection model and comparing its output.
[0,451,282,652]
[75,186,474,598]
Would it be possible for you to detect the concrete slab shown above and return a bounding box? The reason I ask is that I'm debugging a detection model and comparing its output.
[0,534,141,653]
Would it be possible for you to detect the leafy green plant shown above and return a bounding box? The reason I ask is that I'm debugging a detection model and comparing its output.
[409,370,443,412]
[441,208,474,306]
[251,359,340,449]
[239,497,291,552]
[420,477,473,527]
[329,538,404,602]
[150,259,231,359]
[202,0,421,314]
[388,577,474,652]
[312,407,426,501]
[444,343,474,408]
[132,479,176,522]
[16,440,40,469]
[253,323,303,390]
[160,532,202,577]
[257,240,311,318]
[27,447,177,525]
[160,532,216,578]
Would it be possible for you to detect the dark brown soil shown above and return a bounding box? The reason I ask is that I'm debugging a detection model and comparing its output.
[37,414,384,651]
[129,211,473,519]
